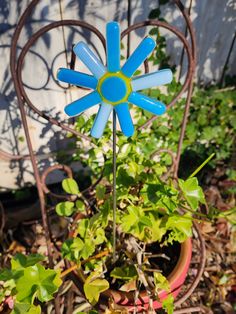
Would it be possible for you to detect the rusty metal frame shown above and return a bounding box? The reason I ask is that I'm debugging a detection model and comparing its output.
[3,0,205,312]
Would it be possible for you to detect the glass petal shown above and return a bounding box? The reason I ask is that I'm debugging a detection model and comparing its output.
[106,22,120,72]
[131,69,173,91]
[57,68,97,89]
[115,102,134,137]
[121,37,155,78]
[64,91,101,117]
[91,102,113,138]
[128,92,166,115]
[73,42,106,79]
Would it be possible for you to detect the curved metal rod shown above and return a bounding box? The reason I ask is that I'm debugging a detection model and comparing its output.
[172,0,197,176]
[16,20,106,141]
[41,164,74,200]
[121,20,194,130]
[10,0,55,269]
[174,0,196,61]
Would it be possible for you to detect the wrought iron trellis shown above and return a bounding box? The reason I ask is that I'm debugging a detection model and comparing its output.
[3,0,207,312]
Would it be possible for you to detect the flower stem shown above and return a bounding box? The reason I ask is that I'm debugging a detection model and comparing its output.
[112,110,117,263]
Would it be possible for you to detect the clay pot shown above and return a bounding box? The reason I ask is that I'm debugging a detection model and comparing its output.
[103,237,192,312]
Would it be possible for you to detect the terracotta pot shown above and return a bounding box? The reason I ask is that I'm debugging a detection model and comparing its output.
[103,237,192,312]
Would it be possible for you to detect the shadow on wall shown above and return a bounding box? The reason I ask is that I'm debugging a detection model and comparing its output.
[0,0,109,189]
[0,0,235,189]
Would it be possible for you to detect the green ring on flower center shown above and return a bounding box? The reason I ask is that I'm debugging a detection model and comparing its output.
[97,72,131,105]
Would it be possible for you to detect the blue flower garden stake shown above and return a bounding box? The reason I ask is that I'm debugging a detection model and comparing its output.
[57,21,173,261]
[57,21,172,138]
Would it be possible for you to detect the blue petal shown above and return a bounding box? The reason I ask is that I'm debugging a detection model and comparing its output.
[73,42,106,79]
[57,68,97,89]
[64,91,101,117]
[131,69,173,91]
[91,103,113,138]
[128,92,166,115]
[121,37,155,78]
[106,21,120,72]
[115,102,134,137]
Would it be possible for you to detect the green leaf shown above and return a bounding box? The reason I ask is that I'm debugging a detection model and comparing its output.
[165,214,192,244]
[77,219,89,239]
[62,178,79,195]
[11,303,41,314]
[80,239,95,259]
[75,200,86,212]
[84,278,109,305]
[15,264,62,303]
[121,206,140,233]
[62,238,84,261]
[95,185,106,200]
[149,8,161,19]
[179,177,205,210]
[0,269,14,281]
[154,272,170,293]
[162,294,174,314]
[11,253,45,270]
[94,228,106,245]
[55,201,75,216]
[110,266,137,280]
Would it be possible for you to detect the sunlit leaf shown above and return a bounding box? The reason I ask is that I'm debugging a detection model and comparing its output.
[62,178,79,195]
[56,201,75,216]
[84,278,109,305]
[179,177,205,210]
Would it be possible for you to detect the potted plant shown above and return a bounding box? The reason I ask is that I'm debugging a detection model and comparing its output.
[0,21,209,314]
[54,21,208,313]
[53,111,207,313]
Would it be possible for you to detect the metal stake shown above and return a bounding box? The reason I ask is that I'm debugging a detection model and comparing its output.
[112,110,117,263]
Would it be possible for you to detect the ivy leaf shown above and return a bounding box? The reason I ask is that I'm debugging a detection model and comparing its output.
[162,294,174,314]
[0,269,14,281]
[94,228,106,245]
[56,201,75,216]
[110,266,137,280]
[11,253,45,270]
[165,214,192,244]
[84,278,109,305]
[154,272,170,293]
[179,177,205,210]
[80,239,95,260]
[77,219,89,239]
[95,185,106,200]
[62,178,79,195]
[149,8,161,19]
[127,161,140,178]
[75,200,86,212]
[11,303,41,314]
[62,238,84,261]
[121,206,140,233]
[15,264,62,303]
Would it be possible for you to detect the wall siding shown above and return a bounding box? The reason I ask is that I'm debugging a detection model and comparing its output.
[0,0,235,189]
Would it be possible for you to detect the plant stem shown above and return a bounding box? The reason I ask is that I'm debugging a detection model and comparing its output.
[60,250,110,278]
[189,153,215,178]
[112,110,117,263]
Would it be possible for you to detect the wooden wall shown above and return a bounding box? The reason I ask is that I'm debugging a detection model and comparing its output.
[0,0,235,189]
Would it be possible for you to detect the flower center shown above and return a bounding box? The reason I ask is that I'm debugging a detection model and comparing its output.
[98,72,131,105]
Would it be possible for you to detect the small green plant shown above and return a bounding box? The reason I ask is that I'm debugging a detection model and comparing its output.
[0,254,62,313]
[54,124,209,313]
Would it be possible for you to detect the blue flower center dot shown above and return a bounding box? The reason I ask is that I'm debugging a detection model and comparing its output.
[100,76,127,102]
